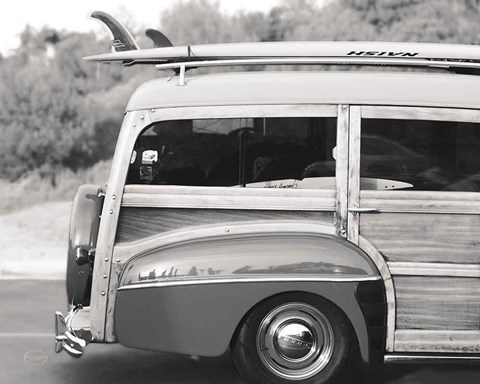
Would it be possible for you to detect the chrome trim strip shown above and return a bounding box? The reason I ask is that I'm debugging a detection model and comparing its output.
[117,275,382,291]
[388,261,480,278]
[150,57,480,71]
[355,208,480,215]
[384,354,480,363]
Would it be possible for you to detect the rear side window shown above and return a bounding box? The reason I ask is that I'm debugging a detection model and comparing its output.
[360,119,480,192]
[127,117,337,188]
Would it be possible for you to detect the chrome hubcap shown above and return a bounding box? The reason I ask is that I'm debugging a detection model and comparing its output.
[256,303,334,380]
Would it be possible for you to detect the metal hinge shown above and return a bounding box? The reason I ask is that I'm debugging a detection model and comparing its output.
[348,204,380,216]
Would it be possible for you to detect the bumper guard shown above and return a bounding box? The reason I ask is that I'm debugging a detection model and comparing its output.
[55,306,93,357]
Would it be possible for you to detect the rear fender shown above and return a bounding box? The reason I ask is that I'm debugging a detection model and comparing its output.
[114,221,384,362]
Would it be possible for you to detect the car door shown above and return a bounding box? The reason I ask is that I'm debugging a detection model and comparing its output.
[347,106,480,355]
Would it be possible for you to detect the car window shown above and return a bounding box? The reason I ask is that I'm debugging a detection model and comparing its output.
[360,119,480,192]
[126,117,337,188]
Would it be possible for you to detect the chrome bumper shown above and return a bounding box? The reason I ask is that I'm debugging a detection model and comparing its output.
[55,306,93,357]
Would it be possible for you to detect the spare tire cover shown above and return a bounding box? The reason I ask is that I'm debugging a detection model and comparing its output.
[66,184,104,306]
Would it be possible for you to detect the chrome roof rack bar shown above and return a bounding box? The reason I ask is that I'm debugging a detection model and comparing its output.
[153,57,480,72]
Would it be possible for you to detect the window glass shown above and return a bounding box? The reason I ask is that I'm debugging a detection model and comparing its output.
[127,117,337,188]
[360,119,480,192]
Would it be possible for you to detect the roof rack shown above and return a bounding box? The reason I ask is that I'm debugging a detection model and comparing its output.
[86,11,480,79]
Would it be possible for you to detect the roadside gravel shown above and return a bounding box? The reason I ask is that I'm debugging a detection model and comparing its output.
[0,202,70,279]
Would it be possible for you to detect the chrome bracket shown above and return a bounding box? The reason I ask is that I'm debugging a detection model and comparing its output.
[177,64,186,86]
[348,204,379,216]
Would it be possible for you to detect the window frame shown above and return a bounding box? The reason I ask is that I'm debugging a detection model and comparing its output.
[128,115,338,189]
[348,106,480,353]
[122,104,340,211]
[359,106,480,194]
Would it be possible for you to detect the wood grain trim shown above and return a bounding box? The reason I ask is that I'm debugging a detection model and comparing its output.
[358,236,396,352]
[394,276,480,330]
[362,106,480,123]
[360,190,480,214]
[336,105,349,238]
[113,221,337,264]
[125,185,336,197]
[116,208,333,243]
[91,111,151,342]
[149,104,338,123]
[360,213,480,264]
[347,106,361,245]
[394,330,480,353]
[388,262,480,278]
[122,192,336,211]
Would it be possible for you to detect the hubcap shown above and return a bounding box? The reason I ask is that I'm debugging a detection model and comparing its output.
[256,303,334,380]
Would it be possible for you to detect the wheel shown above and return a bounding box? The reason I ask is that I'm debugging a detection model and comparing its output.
[231,293,354,384]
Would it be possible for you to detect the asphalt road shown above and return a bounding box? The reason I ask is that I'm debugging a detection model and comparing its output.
[1,280,479,384]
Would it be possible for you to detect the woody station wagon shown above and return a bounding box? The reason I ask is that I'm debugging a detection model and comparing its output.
[55,11,480,384]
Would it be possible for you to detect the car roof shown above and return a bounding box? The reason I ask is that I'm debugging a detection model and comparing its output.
[126,70,480,112]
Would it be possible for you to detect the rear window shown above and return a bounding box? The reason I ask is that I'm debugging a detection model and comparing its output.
[127,117,337,188]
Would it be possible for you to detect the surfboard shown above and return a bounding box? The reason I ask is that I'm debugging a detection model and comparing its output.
[145,28,173,48]
[85,11,480,72]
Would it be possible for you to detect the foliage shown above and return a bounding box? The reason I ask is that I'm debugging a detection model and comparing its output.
[2,0,480,186]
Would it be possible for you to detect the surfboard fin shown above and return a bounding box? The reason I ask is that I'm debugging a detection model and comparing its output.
[90,11,140,52]
[145,28,173,48]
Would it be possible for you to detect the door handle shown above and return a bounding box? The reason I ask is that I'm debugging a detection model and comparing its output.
[348,206,380,215]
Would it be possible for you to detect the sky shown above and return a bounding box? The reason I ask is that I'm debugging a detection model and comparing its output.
[0,0,283,54]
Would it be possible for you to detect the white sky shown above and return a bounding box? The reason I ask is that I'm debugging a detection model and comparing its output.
[0,0,283,54]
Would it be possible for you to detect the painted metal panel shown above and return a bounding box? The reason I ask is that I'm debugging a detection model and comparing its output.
[117,231,379,288]
[114,281,376,361]
[125,72,480,112]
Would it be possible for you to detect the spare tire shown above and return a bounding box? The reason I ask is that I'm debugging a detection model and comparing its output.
[66,184,104,306]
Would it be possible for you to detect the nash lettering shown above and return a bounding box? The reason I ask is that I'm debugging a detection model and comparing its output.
[347,51,419,57]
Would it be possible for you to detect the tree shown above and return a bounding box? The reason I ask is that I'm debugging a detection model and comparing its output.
[332,0,480,43]
[0,27,131,183]
[160,0,260,44]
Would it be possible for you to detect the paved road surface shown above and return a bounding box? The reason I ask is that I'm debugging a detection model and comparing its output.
[1,280,479,384]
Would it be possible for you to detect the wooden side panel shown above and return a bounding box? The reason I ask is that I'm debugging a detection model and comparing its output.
[360,213,480,263]
[347,106,361,245]
[335,105,349,238]
[394,276,480,330]
[395,330,480,353]
[116,208,334,243]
